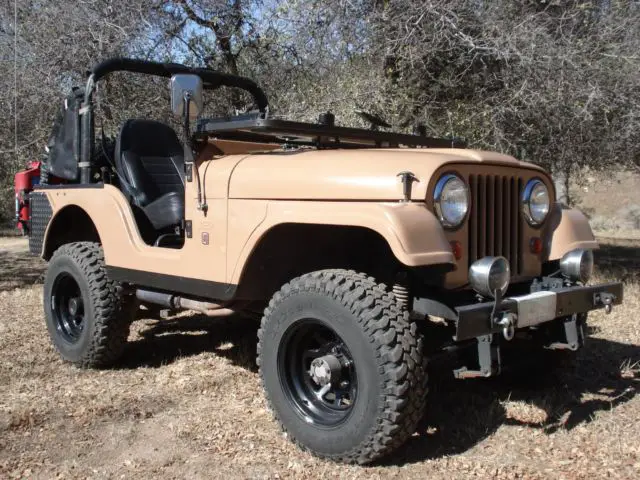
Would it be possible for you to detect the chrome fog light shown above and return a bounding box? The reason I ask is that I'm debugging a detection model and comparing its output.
[560,248,594,283]
[469,256,511,298]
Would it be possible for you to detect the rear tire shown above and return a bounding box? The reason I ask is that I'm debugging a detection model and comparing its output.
[257,269,427,464]
[43,242,135,368]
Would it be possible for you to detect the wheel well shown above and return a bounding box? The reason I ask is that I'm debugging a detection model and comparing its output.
[43,206,101,260]
[234,223,402,301]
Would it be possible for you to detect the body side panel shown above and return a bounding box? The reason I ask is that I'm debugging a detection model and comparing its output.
[40,149,252,286]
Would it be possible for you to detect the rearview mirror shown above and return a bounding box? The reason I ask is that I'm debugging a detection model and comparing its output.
[170,74,203,119]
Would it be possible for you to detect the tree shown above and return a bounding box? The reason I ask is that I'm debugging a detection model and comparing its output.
[0,0,638,224]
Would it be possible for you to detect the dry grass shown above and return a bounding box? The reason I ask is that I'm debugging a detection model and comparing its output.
[0,237,638,479]
[574,170,640,238]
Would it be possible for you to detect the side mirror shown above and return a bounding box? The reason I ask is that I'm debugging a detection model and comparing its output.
[170,74,203,119]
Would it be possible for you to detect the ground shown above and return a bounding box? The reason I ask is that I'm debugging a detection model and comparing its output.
[0,235,639,479]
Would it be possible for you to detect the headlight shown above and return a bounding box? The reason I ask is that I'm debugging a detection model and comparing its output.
[434,174,469,228]
[522,179,550,226]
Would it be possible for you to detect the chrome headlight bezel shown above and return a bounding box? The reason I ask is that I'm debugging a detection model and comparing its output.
[433,174,470,229]
[522,178,550,226]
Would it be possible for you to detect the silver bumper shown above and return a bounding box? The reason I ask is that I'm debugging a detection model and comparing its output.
[454,282,623,342]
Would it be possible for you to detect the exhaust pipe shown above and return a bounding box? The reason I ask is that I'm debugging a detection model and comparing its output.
[135,289,236,317]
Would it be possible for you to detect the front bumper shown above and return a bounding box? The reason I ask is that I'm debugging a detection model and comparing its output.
[454,282,623,342]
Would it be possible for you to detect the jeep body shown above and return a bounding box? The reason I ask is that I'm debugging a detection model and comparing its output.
[16,58,623,464]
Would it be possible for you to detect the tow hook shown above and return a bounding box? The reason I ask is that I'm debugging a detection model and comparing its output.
[595,292,615,314]
[494,312,516,341]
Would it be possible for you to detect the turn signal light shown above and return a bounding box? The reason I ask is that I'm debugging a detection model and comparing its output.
[530,237,543,254]
[450,241,463,260]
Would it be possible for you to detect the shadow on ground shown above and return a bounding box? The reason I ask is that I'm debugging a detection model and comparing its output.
[386,335,639,465]
[595,238,640,282]
[0,249,46,291]
[121,314,260,372]
[118,313,639,466]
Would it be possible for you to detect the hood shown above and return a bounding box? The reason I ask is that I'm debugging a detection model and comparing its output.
[228,148,545,201]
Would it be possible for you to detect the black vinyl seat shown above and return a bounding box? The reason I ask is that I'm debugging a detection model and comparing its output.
[114,119,185,231]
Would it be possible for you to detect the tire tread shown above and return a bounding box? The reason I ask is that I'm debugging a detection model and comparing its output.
[257,269,427,464]
[47,242,134,368]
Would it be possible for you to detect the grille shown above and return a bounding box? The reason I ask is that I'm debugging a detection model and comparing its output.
[468,174,523,275]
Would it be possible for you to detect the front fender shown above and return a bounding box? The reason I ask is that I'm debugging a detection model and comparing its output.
[544,203,599,261]
[228,200,455,285]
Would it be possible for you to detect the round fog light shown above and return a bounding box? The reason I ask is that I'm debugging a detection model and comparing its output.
[469,256,511,298]
[560,249,594,283]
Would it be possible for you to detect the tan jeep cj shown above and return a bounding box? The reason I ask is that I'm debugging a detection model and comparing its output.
[15,58,623,464]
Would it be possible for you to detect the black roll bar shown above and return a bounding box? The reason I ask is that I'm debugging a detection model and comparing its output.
[77,57,270,183]
[87,57,269,114]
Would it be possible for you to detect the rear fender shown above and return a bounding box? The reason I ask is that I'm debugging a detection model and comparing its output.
[39,185,146,262]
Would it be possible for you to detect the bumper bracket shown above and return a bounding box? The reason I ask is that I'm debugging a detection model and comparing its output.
[453,334,501,379]
[545,314,585,351]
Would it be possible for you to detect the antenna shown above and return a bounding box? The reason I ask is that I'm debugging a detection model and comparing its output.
[447,111,455,148]
[14,0,18,162]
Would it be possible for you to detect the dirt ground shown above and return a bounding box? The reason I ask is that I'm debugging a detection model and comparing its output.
[0,236,639,479]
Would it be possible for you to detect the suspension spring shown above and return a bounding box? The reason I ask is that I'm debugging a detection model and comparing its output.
[392,282,410,309]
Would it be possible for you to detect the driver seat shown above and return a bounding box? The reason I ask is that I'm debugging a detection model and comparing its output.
[114,119,185,232]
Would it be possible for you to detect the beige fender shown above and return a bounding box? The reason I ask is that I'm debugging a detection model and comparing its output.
[228,200,455,285]
[41,185,151,260]
[544,203,599,261]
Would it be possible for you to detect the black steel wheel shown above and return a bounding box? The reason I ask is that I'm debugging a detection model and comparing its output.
[258,269,427,464]
[51,272,86,343]
[279,320,358,427]
[43,242,136,368]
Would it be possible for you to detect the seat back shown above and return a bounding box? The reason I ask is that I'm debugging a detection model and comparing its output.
[115,119,185,207]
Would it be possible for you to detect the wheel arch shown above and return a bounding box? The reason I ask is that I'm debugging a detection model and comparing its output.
[233,222,435,301]
[43,205,102,260]
[230,201,456,300]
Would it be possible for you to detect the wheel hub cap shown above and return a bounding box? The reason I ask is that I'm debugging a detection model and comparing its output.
[68,297,83,316]
[309,355,342,386]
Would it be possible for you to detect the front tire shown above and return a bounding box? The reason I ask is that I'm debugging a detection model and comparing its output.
[43,242,135,368]
[257,269,427,464]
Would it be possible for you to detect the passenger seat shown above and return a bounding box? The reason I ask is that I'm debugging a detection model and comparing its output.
[114,119,185,231]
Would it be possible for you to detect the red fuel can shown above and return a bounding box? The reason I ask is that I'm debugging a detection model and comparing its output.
[14,161,41,235]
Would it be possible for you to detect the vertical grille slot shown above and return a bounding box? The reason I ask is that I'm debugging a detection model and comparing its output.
[468,174,522,275]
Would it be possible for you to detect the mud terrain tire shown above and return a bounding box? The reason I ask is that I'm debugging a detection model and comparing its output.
[257,269,427,464]
[43,242,135,368]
